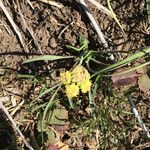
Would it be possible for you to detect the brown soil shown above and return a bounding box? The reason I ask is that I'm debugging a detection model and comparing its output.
[0,0,150,149]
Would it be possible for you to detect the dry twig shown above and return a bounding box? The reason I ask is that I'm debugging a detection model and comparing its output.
[0,20,12,35]
[0,100,34,150]
[127,95,150,138]
[10,100,25,116]
[38,0,63,8]
[16,0,42,54]
[0,0,27,51]
[78,0,114,60]
[16,0,52,72]
[26,0,34,9]
[58,21,74,38]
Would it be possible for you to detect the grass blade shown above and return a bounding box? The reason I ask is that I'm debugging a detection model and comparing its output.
[41,84,61,132]
[108,61,150,77]
[107,0,127,39]
[36,83,60,100]
[22,55,74,64]
[93,47,150,76]
[147,0,150,24]
[88,90,96,119]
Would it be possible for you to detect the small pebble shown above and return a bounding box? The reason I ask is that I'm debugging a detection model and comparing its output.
[49,37,57,48]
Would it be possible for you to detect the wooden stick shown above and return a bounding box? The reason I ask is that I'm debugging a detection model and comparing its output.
[79,0,114,60]
[127,95,150,138]
[16,0,42,54]
[0,0,27,51]
[0,100,34,150]
[26,0,34,9]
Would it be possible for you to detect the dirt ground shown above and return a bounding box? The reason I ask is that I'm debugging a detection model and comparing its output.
[0,0,150,150]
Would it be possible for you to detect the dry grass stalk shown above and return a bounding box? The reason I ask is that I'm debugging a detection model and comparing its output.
[0,0,27,51]
[26,0,34,9]
[38,0,63,8]
[127,95,150,138]
[16,0,42,54]
[79,0,114,60]
[0,100,34,150]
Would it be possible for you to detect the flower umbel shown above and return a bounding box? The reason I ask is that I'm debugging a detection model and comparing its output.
[72,65,90,85]
[80,80,92,93]
[60,71,71,85]
[60,65,92,98]
[65,84,79,99]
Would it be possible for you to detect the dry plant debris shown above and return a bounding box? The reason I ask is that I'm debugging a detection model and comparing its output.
[112,66,150,93]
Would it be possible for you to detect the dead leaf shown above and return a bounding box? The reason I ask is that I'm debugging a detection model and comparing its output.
[136,65,148,74]
[47,144,58,150]
[47,140,69,150]
[136,66,150,93]
[52,122,70,132]
[138,73,150,93]
[112,68,140,87]
[55,141,69,150]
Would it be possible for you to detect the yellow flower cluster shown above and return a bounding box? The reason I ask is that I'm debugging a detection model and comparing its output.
[60,65,92,99]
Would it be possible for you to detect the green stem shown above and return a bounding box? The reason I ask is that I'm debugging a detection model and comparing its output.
[68,98,74,109]
[92,47,150,77]
[41,84,61,132]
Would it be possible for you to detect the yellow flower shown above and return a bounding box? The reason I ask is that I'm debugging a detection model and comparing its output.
[60,71,72,84]
[72,65,90,85]
[60,65,92,98]
[80,80,92,93]
[65,83,79,99]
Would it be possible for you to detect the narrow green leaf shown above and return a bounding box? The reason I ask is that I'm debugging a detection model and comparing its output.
[17,74,35,79]
[22,55,74,64]
[41,84,61,132]
[32,103,47,113]
[109,61,150,77]
[147,0,150,24]
[88,90,96,119]
[37,119,48,132]
[36,83,60,100]
[93,47,150,76]
[107,0,127,39]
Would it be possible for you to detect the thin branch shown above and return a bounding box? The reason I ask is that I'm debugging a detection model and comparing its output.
[26,0,34,9]
[16,0,42,54]
[0,100,34,150]
[79,0,107,47]
[38,0,63,8]
[0,0,27,52]
[0,20,12,35]
[58,21,74,38]
[16,0,52,72]
[127,95,150,138]
[78,0,114,60]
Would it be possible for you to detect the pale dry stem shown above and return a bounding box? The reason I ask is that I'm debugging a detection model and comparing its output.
[0,100,34,150]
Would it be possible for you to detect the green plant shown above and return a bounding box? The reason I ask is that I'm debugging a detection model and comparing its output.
[22,35,150,148]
